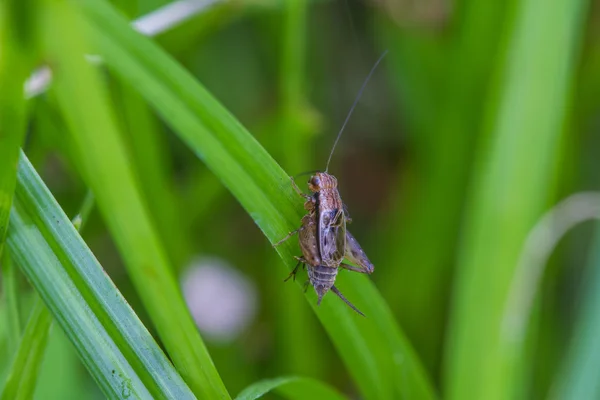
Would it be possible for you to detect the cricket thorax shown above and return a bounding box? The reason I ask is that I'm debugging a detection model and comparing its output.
[308,172,338,192]
[310,172,343,212]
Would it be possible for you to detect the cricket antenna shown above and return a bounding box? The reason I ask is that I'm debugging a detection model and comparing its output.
[325,49,389,173]
[331,285,365,317]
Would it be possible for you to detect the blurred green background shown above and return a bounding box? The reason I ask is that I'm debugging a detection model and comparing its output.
[1,0,600,398]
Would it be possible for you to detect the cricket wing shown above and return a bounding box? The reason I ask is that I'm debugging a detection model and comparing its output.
[344,230,374,274]
[319,208,346,267]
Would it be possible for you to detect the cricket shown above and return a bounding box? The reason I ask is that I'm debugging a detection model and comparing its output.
[274,51,387,315]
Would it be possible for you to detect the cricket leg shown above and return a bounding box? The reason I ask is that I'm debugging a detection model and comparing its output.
[290,176,312,201]
[284,259,303,282]
[340,263,372,274]
[343,203,352,224]
[303,279,310,293]
[331,208,345,227]
[273,225,305,247]
[344,231,375,274]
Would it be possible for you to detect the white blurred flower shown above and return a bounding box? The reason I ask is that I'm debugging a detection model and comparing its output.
[181,257,257,343]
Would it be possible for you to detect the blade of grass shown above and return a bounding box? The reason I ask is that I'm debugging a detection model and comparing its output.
[34,322,90,398]
[444,0,589,398]
[551,225,600,399]
[153,0,237,55]
[25,0,223,99]
[235,376,346,400]
[41,2,229,398]
[1,255,21,353]
[80,1,436,398]
[0,0,36,255]
[110,78,190,268]
[7,152,196,399]
[0,0,39,353]
[1,189,93,400]
[273,0,325,379]
[0,297,52,400]
[498,193,600,398]
[378,0,513,373]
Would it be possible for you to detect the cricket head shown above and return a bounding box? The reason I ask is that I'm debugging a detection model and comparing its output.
[308,172,338,192]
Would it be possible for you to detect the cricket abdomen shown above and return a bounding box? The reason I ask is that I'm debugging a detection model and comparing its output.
[308,265,338,305]
[308,265,338,287]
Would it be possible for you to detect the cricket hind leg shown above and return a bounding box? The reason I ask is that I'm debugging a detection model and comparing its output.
[343,203,352,224]
[303,279,310,293]
[330,208,345,228]
[284,257,307,282]
[273,225,306,247]
[343,231,375,274]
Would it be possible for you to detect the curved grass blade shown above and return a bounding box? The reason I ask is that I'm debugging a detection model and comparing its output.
[0,297,51,400]
[41,2,228,398]
[110,79,190,268]
[551,225,600,399]
[1,255,21,353]
[0,0,39,353]
[7,152,195,399]
[274,0,325,378]
[1,190,94,400]
[444,0,589,398]
[80,1,436,398]
[235,377,346,400]
[0,0,36,254]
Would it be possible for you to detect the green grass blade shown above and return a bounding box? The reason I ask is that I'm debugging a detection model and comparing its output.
[34,322,89,398]
[110,79,190,268]
[1,255,21,352]
[235,377,346,400]
[274,0,325,379]
[2,188,93,400]
[0,0,39,352]
[0,297,51,400]
[80,1,436,398]
[378,0,512,372]
[551,226,600,399]
[0,0,36,255]
[7,152,195,399]
[444,0,589,398]
[41,2,228,398]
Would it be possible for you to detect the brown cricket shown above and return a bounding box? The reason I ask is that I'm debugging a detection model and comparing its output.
[274,51,386,315]
[284,203,374,316]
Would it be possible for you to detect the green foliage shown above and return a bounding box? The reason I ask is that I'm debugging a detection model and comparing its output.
[445,0,588,398]
[6,153,195,399]
[1,298,51,400]
[79,1,435,398]
[235,376,345,400]
[0,0,38,355]
[1,0,600,398]
[42,1,228,397]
